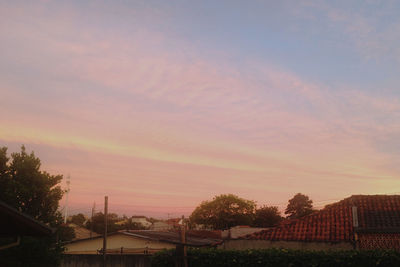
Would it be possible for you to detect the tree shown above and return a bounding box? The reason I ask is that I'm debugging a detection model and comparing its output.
[0,145,65,266]
[69,213,86,226]
[0,146,63,224]
[57,224,76,242]
[123,218,148,230]
[189,194,256,230]
[253,206,282,227]
[85,212,123,234]
[285,193,314,219]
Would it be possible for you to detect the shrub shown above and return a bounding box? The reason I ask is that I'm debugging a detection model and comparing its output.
[151,248,400,267]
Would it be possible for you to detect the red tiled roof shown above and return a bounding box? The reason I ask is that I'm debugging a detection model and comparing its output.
[347,195,400,230]
[245,195,400,243]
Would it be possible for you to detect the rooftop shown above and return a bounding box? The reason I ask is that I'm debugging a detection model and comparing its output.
[245,195,400,243]
[0,200,54,237]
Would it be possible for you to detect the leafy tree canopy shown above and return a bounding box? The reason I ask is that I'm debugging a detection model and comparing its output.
[284,193,314,219]
[85,212,123,234]
[189,194,256,230]
[0,145,66,266]
[0,145,63,225]
[253,206,282,227]
[69,213,86,226]
[123,218,148,230]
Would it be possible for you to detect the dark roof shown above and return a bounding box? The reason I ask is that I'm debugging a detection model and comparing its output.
[0,200,54,237]
[66,230,222,247]
[346,195,400,231]
[245,195,400,243]
[123,230,222,247]
[68,224,101,240]
[186,230,222,239]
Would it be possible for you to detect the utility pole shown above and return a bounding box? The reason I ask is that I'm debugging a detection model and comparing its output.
[181,215,188,267]
[63,175,71,224]
[103,196,108,267]
[90,202,95,238]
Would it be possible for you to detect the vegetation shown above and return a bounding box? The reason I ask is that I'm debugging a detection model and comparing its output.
[85,213,149,234]
[190,194,256,230]
[253,206,282,227]
[85,212,123,234]
[152,248,400,267]
[68,213,86,226]
[0,145,67,266]
[285,193,314,219]
[189,193,317,229]
[123,217,149,230]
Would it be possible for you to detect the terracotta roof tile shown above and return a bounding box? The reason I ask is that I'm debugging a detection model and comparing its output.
[245,195,400,243]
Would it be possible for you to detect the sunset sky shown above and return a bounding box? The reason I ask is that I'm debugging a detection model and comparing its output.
[1,1,400,218]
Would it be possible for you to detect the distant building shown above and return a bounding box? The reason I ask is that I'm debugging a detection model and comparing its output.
[150,221,173,231]
[131,216,152,228]
[150,218,183,231]
[222,195,400,251]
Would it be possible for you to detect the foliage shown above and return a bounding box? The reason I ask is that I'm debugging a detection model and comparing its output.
[123,218,148,230]
[85,212,123,234]
[85,213,150,233]
[285,193,314,219]
[0,237,65,267]
[0,145,65,266]
[68,213,86,226]
[0,146,63,225]
[189,194,256,230]
[152,248,400,267]
[253,206,282,227]
[57,224,75,242]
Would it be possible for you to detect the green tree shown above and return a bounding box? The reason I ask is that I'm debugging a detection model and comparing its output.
[57,224,75,242]
[285,193,314,219]
[85,212,123,234]
[253,206,282,227]
[123,218,148,230]
[69,213,86,226]
[0,145,65,266]
[189,194,256,230]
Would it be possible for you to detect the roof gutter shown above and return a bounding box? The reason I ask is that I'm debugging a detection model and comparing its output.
[0,236,21,250]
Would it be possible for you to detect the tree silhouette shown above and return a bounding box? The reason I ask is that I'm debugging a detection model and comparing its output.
[285,193,314,219]
[190,194,256,230]
[253,206,282,227]
[0,145,65,266]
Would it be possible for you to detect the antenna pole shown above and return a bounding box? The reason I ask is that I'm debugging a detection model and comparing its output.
[103,196,108,267]
[90,202,96,238]
[64,175,71,224]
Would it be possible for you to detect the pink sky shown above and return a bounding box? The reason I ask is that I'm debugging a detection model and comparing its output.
[1,1,400,218]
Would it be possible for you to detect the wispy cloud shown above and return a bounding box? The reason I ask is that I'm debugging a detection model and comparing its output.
[1,1,399,216]
[293,0,400,62]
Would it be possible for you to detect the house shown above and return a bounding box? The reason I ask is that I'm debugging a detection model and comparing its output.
[150,221,173,231]
[0,200,54,250]
[64,230,222,254]
[222,195,400,251]
[131,216,152,228]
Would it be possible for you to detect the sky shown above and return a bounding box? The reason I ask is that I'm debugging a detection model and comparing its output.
[1,0,400,218]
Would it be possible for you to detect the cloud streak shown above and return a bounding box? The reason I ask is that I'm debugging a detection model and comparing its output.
[1,1,399,216]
